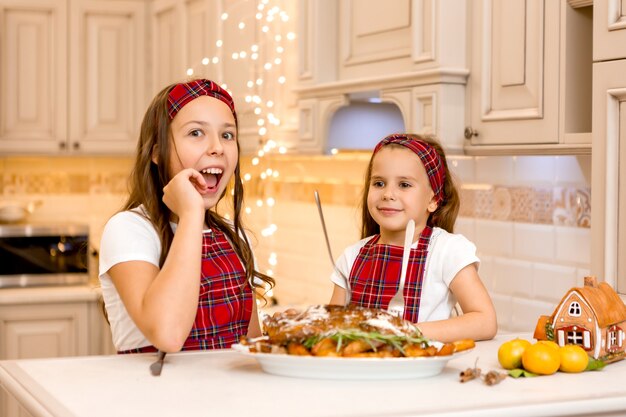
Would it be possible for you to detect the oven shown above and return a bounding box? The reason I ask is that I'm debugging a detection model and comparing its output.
[0,224,90,288]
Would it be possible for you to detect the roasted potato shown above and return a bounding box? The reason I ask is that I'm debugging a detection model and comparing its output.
[311,338,339,356]
[452,339,476,352]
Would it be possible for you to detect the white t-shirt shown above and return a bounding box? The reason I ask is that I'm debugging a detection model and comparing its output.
[98,209,162,351]
[99,208,255,352]
[330,227,479,323]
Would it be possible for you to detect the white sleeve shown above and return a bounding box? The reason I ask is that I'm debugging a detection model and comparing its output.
[330,250,352,289]
[98,211,161,277]
[439,233,480,286]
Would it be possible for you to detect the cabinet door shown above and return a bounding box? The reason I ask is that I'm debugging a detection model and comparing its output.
[593,0,626,61]
[298,0,338,85]
[0,303,95,417]
[591,59,626,295]
[0,302,89,417]
[339,0,412,79]
[468,0,560,146]
[68,0,147,154]
[151,0,185,89]
[0,0,67,154]
[149,0,219,89]
[0,303,90,358]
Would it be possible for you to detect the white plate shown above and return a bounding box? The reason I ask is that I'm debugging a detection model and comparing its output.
[231,343,471,380]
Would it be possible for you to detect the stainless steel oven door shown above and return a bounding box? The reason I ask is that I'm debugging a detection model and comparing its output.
[0,224,90,288]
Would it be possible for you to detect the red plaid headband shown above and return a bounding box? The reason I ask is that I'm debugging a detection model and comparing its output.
[167,79,237,121]
[373,134,446,204]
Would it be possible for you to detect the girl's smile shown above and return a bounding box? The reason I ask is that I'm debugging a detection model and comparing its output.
[198,166,224,193]
[376,206,403,216]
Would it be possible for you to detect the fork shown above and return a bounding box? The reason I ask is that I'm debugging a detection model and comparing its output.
[150,350,166,376]
[387,219,415,317]
[314,190,351,292]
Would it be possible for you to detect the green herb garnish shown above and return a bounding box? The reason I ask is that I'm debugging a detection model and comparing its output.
[304,329,428,355]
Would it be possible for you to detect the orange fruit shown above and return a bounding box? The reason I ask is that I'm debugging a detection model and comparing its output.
[497,338,531,369]
[537,340,560,352]
[522,342,561,375]
[559,345,589,373]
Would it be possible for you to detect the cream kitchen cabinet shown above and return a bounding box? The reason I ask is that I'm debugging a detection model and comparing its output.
[591,0,626,296]
[0,286,114,417]
[295,80,467,154]
[465,0,592,155]
[150,0,298,155]
[298,0,467,84]
[150,0,206,90]
[0,0,147,155]
[0,288,114,358]
[151,0,254,147]
[295,0,469,154]
[593,0,626,62]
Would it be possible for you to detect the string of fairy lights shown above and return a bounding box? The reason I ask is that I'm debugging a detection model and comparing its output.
[184,0,295,301]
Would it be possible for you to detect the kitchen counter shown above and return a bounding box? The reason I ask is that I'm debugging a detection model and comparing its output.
[0,285,101,305]
[1,333,626,417]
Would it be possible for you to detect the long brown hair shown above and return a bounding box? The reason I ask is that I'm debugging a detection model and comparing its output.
[359,134,460,238]
[122,80,274,293]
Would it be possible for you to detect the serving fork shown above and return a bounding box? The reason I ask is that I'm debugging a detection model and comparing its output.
[387,219,415,317]
[314,190,351,292]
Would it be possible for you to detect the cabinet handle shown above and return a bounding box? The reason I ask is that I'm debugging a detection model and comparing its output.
[59,142,66,150]
[73,142,80,150]
[464,127,478,139]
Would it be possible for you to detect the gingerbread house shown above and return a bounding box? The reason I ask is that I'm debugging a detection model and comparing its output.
[534,276,626,363]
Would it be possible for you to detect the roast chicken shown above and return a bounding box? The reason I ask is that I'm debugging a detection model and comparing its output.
[243,304,475,358]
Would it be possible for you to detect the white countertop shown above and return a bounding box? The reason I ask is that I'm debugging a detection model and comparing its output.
[1,333,626,417]
[0,285,101,305]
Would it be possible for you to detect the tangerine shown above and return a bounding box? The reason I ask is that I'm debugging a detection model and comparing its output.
[522,342,561,375]
[559,344,589,373]
[537,340,560,352]
[497,338,531,369]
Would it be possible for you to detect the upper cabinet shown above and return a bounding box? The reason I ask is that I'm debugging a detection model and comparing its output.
[295,0,469,154]
[299,0,467,85]
[339,0,414,79]
[465,0,592,155]
[591,1,626,295]
[592,59,626,297]
[0,0,67,154]
[593,0,626,61]
[0,0,599,157]
[68,0,147,154]
[0,0,148,155]
[150,0,298,155]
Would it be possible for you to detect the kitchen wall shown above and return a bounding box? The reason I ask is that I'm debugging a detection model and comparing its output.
[452,155,591,332]
[0,152,590,332]
[0,157,132,260]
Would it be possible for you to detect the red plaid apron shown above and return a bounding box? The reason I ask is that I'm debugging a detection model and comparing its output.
[349,226,433,323]
[119,229,253,353]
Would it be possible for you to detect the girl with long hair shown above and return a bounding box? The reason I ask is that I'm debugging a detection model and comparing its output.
[99,79,273,353]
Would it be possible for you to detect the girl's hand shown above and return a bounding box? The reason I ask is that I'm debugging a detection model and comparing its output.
[162,168,207,220]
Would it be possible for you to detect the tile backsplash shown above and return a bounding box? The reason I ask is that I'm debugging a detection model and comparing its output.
[0,156,134,250]
[0,152,592,332]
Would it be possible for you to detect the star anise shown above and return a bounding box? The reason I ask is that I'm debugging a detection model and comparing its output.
[483,370,507,386]
[459,358,507,386]
[459,358,481,383]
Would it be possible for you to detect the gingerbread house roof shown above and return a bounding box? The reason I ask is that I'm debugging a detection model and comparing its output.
[554,277,626,328]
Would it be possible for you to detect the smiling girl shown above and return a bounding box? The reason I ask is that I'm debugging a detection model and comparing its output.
[329,133,496,342]
[99,79,273,353]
